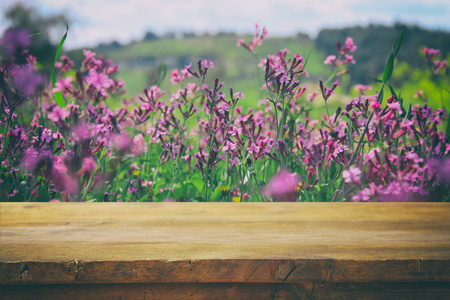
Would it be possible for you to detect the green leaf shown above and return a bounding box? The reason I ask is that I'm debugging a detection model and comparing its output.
[172,186,185,200]
[36,186,50,202]
[387,84,398,100]
[445,117,450,144]
[392,31,404,57]
[405,103,412,120]
[377,87,384,104]
[329,161,336,179]
[357,72,382,83]
[347,119,354,151]
[209,187,220,201]
[138,195,149,202]
[382,52,395,83]
[51,26,68,107]
[98,147,108,162]
[190,174,204,193]
[156,190,170,201]
[155,63,167,86]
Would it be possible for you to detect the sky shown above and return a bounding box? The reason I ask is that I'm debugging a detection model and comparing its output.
[1,0,449,49]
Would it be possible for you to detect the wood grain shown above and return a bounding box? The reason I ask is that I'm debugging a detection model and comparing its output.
[0,203,449,286]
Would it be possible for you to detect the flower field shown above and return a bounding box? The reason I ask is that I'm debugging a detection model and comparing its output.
[0,25,449,202]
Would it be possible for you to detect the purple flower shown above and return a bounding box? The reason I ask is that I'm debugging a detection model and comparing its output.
[1,28,31,55]
[11,65,44,97]
[263,169,300,202]
[22,147,53,173]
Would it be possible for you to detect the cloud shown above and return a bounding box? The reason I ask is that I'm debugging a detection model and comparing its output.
[1,0,449,49]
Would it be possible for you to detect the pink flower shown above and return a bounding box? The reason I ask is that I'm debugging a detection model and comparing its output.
[343,166,361,184]
[52,76,73,93]
[237,39,245,47]
[201,60,214,69]
[234,91,245,99]
[133,134,147,155]
[76,157,97,176]
[342,37,357,53]
[324,55,336,65]
[247,143,260,154]
[85,69,114,97]
[111,133,133,153]
[342,54,355,65]
[422,47,441,61]
[413,90,423,98]
[48,106,70,122]
[263,169,300,202]
[354,84,372,91]
[280,74,290,84]
[307,91,319,102]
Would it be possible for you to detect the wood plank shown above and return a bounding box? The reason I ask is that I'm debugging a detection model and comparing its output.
[1,282,449,300]
[0,203,449,285]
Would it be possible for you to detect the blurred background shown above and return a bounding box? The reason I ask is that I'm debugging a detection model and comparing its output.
[1,0,449,108]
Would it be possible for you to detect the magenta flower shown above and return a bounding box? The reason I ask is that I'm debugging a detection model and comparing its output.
[263,169,300,202]
[343,166,361,184]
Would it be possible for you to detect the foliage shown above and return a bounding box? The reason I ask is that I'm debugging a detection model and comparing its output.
[0,25,449,202]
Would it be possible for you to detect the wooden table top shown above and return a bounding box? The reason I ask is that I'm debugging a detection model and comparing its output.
[1,203,449,284]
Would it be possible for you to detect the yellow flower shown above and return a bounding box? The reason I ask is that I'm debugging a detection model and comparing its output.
[285,131,288,138]
[232,197,241,202]
[295,181,303,192]
[219,185,231,192]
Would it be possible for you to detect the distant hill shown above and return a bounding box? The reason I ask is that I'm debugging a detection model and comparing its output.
[65,23,449,97]
[66,34,322,98]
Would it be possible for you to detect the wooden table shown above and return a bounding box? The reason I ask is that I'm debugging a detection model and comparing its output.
[0,203,449,299]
